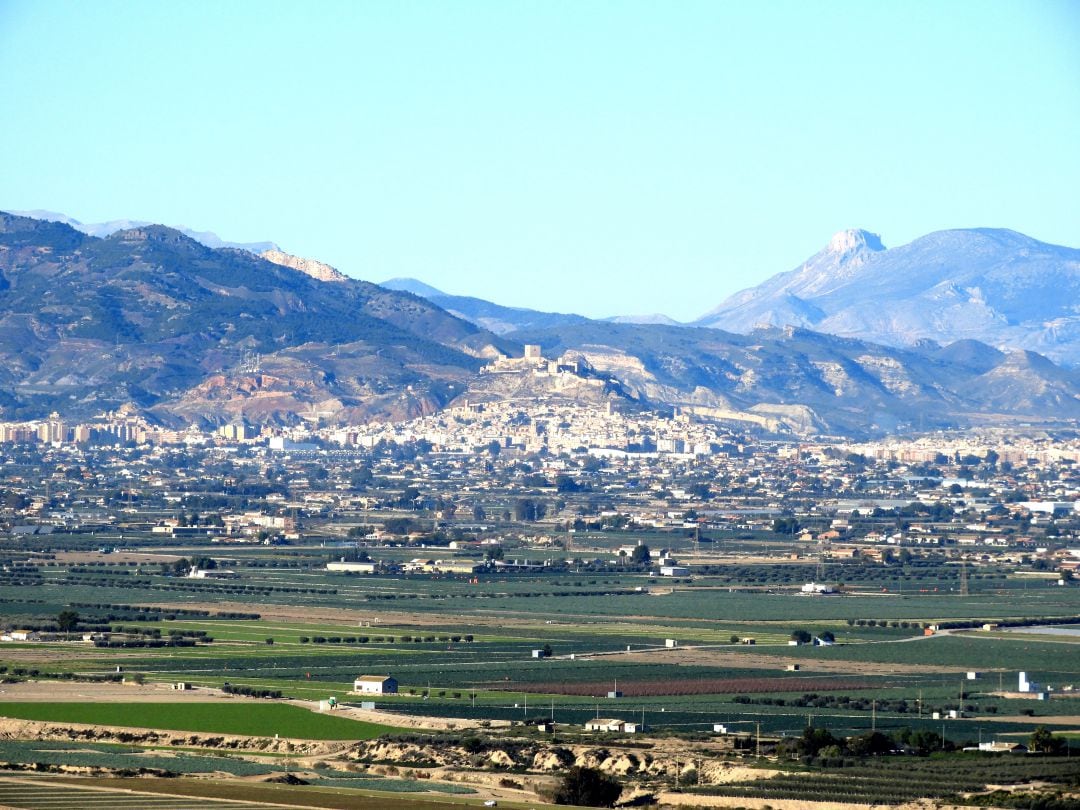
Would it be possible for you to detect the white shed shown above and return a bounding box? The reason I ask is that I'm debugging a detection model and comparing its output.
[353,675,398,695]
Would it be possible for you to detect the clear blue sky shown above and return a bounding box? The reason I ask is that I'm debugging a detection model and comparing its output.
[1,0,1077,321]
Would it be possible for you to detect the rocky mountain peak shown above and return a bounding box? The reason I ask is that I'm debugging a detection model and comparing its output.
[827,228,885,257]
[107,224,202,249]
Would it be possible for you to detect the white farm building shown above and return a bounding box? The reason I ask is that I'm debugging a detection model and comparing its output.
[353,675,398,695]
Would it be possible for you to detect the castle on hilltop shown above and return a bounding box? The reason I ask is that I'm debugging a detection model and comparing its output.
[483,344,589,377]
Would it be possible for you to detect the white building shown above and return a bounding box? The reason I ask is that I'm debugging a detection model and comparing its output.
[353,675,398,695]
[327,561,377,573]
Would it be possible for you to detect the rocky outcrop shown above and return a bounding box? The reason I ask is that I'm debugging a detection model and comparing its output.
[261,249,347,283]
[348,738,772,786]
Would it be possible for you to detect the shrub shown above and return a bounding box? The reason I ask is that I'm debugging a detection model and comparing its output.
[554,766,621,807]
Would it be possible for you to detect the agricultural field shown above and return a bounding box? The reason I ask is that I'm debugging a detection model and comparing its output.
[683,755,1080,806]
[0,702,394,740]
[0,777,486,810]
[3,564,1078,742]
[2,534,1079,808]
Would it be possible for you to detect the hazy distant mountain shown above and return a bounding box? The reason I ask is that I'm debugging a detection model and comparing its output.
[0,212,510,426]
[381,277,593,335]
[605,313,683,326]
[696,228,1080,365]
[381,277,448,299]
[10,209,280,254]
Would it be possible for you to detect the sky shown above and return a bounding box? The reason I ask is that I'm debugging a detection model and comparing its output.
[1,1,1078,321]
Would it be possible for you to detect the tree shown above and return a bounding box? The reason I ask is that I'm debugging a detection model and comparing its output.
[554,766,622,807]
[772,516,800,535]
[542,643,553,658]
[819,630,835,644]
[171,558,192,576]
[349,467,373,491]
[383,517,418,535]
[630,544,651,565]
[555,474,582,493]
[56,610,79,633]
[790,629,812,645]
[3,491,29,510]
[398,486,422,508]
[1029,725,1065,754]
[514,498,546,521]
[847,730,892,757]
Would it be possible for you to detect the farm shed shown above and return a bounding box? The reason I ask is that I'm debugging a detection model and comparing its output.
[353,675,398,695]
[327,561,377,573]
[585,718,641,733]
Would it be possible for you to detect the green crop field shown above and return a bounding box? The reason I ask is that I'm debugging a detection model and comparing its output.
[0,702,396,740]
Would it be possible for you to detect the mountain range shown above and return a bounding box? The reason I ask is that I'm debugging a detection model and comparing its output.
[2,209,1079,437]
[0,212,509,426]
[386,227,1080,367]
[696,227,1080,366]
[11,209,281,255]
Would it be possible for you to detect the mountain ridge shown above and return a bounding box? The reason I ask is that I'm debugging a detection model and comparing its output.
[9,209,280,255]
[2,210,1079,437]
[0,211,512,426]
[697,227,1080,365]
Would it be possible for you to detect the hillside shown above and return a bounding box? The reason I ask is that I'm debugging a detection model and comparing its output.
[381,277,592,335]
[0,212,511,425]
[506,321,1080,436]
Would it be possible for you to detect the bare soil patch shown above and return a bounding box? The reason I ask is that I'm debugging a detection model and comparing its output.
[0,680,239,703]
[50,551,183,565]
[619,647,959,675]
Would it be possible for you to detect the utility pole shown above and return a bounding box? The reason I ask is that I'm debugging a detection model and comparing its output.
[872,700,876,732]
[755,722,761,758]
